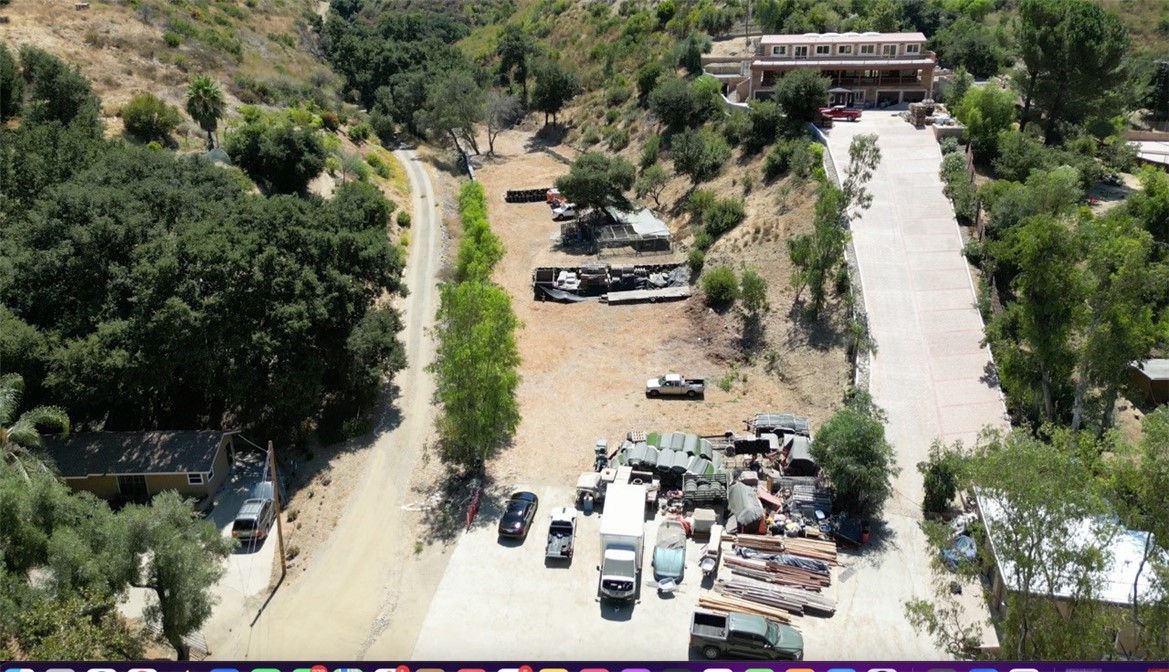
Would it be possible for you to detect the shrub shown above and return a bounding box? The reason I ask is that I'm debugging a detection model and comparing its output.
[366,153,391,179]
[121,92,182,142]
[687,247,705,275]
[605,85,632,107]
[640,133,661,169]
[321,111,340,132]
[397,211,412,228]
[581,126,601,146]
[348,122,371,143]
[918,441,961,515]
[163,31,181,48]
[702,265,739,307]
[606,126,630,151]
[692,228,713,251]
[688,188,717,217]
[703,197,745,237]
[742,174,754,194]
[790,141,823,180]
[325,155,340,175]
[763,141,794,180]
[671,128,731,183]
[940,136,961,155]
[722,109,752,147]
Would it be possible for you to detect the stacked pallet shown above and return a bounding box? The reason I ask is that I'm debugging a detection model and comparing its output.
[723,555,831,590]
[697,594,793,624]
[717,577,837,617]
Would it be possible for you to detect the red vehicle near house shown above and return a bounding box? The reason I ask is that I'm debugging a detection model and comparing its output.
[819,105,862,121]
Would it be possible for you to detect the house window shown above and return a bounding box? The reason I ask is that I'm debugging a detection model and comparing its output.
[815,45,830,55]
[860,44,875,55]
[881,44,898,56]
[771,45,786,56]
[793,45,809,58]
[905,43,920,54]
[188,472,205,485]
[838,45,853,55]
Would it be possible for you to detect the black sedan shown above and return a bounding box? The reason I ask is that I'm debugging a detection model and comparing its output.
[498,491,539,539]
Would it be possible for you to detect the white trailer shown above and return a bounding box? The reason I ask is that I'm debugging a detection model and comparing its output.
[598,482,647,601]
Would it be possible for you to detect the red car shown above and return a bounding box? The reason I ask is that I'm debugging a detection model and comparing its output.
[819,106,862,121]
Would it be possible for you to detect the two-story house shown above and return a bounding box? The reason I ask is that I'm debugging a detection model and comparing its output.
[708,32,937,107]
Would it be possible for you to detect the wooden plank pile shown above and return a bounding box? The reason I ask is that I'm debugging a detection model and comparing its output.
[697,593,793,624]
[716,577,837,617]
[732,533,839,565]
[723,555,831,590]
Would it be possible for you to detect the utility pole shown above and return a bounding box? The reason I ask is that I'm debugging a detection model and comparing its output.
[267,440,287,579]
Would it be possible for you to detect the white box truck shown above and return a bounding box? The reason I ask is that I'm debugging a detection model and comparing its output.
[598,482,646,601]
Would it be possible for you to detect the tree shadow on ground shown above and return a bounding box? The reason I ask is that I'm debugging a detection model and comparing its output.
[524,124,568,152]
[979,360,1000,389]
[836,518,897,570]
[413,458,527,545]
[784,300,848,352]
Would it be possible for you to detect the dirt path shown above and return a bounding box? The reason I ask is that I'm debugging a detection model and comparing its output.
[207,150,449,660]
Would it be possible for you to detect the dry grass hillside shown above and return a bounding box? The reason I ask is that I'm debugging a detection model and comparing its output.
[0,0,338,142]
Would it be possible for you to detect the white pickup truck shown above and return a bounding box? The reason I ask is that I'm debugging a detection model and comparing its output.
[645,373,705,398]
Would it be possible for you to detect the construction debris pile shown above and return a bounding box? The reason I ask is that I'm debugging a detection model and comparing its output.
[531,263,691,304]
[698,533,838,621]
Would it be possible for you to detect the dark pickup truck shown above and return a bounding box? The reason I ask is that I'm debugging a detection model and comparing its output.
[689,610,804,660]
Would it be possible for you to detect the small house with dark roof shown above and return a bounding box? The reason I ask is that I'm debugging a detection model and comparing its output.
[42,430,237,505]
[1129,359,1169,405]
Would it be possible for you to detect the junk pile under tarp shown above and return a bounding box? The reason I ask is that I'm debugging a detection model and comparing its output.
[942,534,977,569]
[733,533,838,566]
[532,262,690,303]
[727,481,765,533]
[733,547,830,574]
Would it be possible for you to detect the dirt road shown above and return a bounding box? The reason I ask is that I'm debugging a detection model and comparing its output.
[208,149,447,660]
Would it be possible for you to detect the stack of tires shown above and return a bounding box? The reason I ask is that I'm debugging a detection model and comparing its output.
[505,188,551,203]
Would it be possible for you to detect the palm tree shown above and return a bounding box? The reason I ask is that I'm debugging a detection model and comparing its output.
[1,373,70,481]
[185,75,226,149]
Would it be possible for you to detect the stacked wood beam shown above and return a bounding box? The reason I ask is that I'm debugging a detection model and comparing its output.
[731,533,839,565]
[717,577,837,617]
[698,594,793,624]
[723,556,830,590]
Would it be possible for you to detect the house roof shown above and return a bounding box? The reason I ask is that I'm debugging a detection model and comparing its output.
[760,31,926,46]
[42,431,237,478]
[1133,358,1169,381]
[977,488,1163,607]
[752,57,935,69]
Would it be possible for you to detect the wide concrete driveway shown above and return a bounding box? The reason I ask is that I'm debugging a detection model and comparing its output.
[808,110,1007,657]
[413,485,719,660]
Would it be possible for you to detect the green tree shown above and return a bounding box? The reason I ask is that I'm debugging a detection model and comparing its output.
[788,183,847,317]
[953,84,1016,158]
[484,89,522,156]
[121,93,183,143]
[0,43,24,121]
[530,59,577,126]
[944,66,974,107]
[430,281,521,470]
[224,116,327,193]
[124,491,235,660]
[636,60,664,103]
[917,440,961,514]
[673,32,711,76]
[648,75,697,130]
[635,163,670,208]
[986,214,1083,422]
[929,17,1009,77]
[1015,0,1129,144]
[496,23,538,99]
[1071,213,1169,432]
[554,151,636,213]
[185,75,226,149]
[740,267,768,315]
[454,181,504,283]
[840,133,881,222]
[671,128,731,184]
[18,47,101,131]
[0,374,69,482]
[746,99,783,150]
[774,68,830,124]
[416,69,486,154]
[809,390,899,519]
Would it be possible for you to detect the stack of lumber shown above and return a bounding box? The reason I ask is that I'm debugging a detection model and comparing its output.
[731,533,839,565]
[717,577,837,617]
[697,593,793,624]
[723,555,831,590]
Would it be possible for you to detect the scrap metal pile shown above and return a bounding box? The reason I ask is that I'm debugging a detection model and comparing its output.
[698,533,838,621]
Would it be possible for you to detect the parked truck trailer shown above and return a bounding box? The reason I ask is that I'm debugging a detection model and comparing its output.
[598,482,647,601]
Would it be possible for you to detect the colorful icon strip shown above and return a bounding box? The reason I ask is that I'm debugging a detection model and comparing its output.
[4,664,1166,672]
